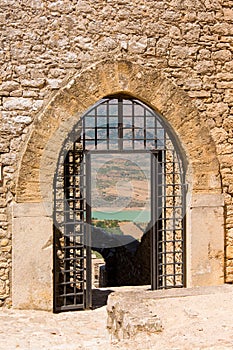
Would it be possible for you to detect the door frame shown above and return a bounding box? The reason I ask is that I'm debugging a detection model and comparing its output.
[84,149,172,308]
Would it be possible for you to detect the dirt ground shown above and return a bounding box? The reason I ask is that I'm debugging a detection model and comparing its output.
[0,285,233,349]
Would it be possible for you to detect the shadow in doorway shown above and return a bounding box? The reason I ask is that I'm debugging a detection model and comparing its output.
[91,288,114,309]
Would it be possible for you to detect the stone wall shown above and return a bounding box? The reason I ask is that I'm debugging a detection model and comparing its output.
[0,0,233,306]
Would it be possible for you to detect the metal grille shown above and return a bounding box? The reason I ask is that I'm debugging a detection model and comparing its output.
[54,95,186,312]
[83,97,167,152]
[54,139,92,311]
[152,148,185,289]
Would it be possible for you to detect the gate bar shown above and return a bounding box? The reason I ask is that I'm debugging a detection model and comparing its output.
[85,152,92,309]
[151,152,157,290]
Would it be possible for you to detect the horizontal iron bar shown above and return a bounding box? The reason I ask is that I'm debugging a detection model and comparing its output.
[59,304,85,311]
[85,150,159,154]
[60,292,84,297]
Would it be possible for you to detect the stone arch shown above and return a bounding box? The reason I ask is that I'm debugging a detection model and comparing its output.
[12,60,224,310]
[16,60,221,202]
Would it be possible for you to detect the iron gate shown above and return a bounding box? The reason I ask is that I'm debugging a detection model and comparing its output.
[54,95,186,312]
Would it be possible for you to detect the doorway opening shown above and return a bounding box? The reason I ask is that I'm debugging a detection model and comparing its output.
[53,95,186,312]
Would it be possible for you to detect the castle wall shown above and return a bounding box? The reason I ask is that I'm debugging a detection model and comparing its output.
[0,0,232,307]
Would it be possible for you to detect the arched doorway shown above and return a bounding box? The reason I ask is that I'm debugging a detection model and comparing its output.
[54,95,186,311]
[13,60,224,312]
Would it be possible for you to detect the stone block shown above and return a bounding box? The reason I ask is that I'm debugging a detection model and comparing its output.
[10,90,23,97]
[12,202,53,311]
[227,228,233,239]
[3,97,33,110]
[191,193,224,208]
[128,37,147,53]
[47,79,63,90]
[12,115,32,124]
[224,90,233,103]
[194,61,215,74]
[189,193,225,287]
[107,286,233,342]
[217,81,233,89]
[223,8,233,21]
[12,202,50,218]
[0,141,9,152]
[212,23,230,35]
[212,50,232,62]
[226,246,233,259]
[0,238,9,247]
[188,90,211,98]
[21,79,45,88]
[107,290,163,340]
[0,279,5,298]
[0,81,20,92]
[0,214,7,221]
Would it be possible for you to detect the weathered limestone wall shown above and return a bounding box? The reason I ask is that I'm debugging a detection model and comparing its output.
[0,0,233,307]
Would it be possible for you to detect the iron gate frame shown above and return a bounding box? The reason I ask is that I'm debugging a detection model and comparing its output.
[54,95,187,312]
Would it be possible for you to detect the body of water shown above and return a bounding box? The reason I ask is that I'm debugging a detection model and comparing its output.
[92,210,151,222]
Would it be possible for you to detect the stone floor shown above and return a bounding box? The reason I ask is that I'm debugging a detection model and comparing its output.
[0,285,233,349]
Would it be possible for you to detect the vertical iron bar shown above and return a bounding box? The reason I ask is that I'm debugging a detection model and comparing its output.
[85,152,92,309]
[53,172,58,312]
[182,164,187,288]
[151,152,157,290]
[118,97,123,151]
[144,106,146,149]
[157,150,163,288]
[172,149,176,286]
[79,151,85,308]
[163,147,167,288]
[132,101,135,150]
[95,107,97,150]
[82,117,85,153]
[64,150,72,305]
[73,146,77,307]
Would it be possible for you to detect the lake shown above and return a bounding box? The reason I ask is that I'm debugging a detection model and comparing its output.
[92,210,151,222]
